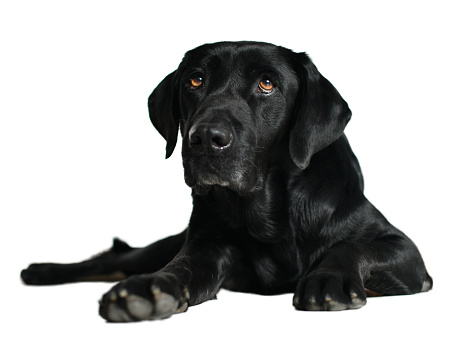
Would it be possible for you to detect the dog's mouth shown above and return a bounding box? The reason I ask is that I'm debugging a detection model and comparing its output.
[184,167,241,193]
[193,172,231,187]
[183,156,263,195]
[185,172,230,195]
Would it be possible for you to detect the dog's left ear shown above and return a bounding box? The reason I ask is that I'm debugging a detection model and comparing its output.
[148,71,179,159]
[289,53,352,169]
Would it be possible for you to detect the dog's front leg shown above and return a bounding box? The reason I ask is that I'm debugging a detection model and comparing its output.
[98,234,234,322]
[293,233,432,311]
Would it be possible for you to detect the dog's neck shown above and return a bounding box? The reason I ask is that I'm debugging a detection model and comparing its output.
[192,166,293,243]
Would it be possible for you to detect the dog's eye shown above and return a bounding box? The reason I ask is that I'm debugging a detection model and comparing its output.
[258,79,274,94]
[190,76,203,89]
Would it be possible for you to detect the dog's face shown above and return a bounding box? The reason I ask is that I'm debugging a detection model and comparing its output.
[149,42,352,194]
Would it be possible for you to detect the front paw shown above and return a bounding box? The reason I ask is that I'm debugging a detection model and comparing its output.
[99,273,189,322]
[293,270,367,311]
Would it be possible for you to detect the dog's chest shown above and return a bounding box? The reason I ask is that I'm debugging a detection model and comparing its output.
[208,186,289,243]
[202,187,303,290]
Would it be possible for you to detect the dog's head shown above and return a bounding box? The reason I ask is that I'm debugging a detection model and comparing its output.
[148,42,351,194]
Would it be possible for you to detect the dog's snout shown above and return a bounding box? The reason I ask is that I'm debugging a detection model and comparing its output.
[189,123,234,152]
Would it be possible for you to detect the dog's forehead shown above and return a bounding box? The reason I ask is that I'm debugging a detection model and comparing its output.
[180,42,293,75]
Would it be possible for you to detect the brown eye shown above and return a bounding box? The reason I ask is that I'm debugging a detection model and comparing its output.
[190,76,203,89]
[258,79,274,93]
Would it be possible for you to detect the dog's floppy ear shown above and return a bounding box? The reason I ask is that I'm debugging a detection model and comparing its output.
[289,53,352,169]
[148,71,179,158]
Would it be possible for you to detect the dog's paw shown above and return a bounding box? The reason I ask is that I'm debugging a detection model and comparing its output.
[293,270,367,311]
[21,263,67,285]
[99,273,189,322]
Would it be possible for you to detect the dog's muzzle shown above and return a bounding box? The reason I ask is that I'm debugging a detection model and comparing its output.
[183,118,261,194]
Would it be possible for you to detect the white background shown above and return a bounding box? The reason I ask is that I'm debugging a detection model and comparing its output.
[1,1,472,363]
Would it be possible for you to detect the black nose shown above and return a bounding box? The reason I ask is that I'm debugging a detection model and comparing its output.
[189,123,234,152]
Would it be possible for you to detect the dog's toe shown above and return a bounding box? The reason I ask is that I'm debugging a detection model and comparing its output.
[104,302,134,322]
[126,294,154,320]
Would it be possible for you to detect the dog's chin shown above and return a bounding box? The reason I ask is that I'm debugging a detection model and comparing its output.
[185,170,262,196]
[191,173,230,195]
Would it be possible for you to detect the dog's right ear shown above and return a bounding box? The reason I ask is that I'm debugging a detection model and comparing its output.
[148,71,179,158]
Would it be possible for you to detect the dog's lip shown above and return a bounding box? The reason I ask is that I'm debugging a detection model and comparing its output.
[183,164,230,188]
[183,152,262,193]
[196,172,230,187]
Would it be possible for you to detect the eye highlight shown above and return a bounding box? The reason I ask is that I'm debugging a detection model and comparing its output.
[258,79,274,94]
[190,76,203,89]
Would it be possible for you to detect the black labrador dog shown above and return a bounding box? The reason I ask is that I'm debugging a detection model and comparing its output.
[21,41,432,322]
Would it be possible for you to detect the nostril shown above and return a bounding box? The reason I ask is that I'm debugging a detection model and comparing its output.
[190,134,202,146]
[211,131,233,149]
[189,128,202,146]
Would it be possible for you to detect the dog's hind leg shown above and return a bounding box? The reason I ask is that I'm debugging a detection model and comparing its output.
[21,230,186,285]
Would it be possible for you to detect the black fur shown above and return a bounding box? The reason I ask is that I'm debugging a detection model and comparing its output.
[21,41,432,321]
